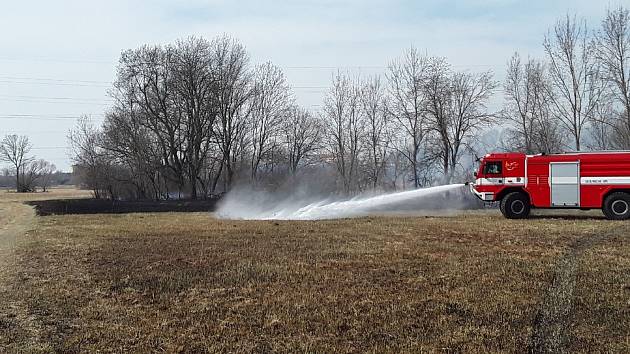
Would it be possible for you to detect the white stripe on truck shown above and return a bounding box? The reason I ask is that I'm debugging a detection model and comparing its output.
[477,176,630,187]
[550,176,579,184]
[581,176,630,185]
[476,177,526,186]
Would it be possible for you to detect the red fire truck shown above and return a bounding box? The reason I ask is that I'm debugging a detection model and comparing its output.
[469,151,630,220]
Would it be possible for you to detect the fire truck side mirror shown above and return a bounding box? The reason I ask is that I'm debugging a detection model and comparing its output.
[473,171,477,177]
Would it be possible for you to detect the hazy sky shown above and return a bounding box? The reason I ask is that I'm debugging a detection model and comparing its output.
[0,0,620,171]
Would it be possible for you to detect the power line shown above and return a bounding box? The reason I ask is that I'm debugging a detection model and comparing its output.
[0,94,113,102]
[0,78,327,91]
[293,86,327,89]
[0,117,79,121]
[0,57,390,68]
[0,79,110,88]
[283,66,386,69]
[2,131,70,134]
[0,113,104,117]
[0,75,112,84]
[282,64,502,69]
[0,98,110,106]
[0,56,114,64]
[0,114,104,121]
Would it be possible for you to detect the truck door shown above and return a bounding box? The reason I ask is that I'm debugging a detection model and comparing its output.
[526,160,550,207]
[550,162,580,207]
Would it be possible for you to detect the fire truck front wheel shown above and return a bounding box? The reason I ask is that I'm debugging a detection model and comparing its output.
[603,192,630,220]
[500,192,531,219]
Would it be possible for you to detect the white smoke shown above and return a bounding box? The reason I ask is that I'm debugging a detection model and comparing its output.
[216,183,469,220]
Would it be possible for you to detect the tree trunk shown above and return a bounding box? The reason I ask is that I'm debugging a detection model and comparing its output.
[15,165,20,193]
[189,173,198,200]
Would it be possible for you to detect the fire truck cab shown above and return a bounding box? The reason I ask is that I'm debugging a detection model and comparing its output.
[470,152,630,220]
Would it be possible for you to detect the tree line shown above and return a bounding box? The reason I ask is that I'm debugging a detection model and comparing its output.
[504,7,630,153]
[0,135,57,192]
[70,7,630,200]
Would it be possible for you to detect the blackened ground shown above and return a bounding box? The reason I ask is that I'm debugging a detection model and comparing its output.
[27,186,481,217]
[27,198,219,216]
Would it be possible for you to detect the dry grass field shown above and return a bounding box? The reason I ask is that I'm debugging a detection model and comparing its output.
[0,188,629,352]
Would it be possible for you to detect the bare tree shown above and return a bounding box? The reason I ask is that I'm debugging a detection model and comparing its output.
[388,150,410,190]
[211,35,252,190]
[102,108,167,199]
[423,58,452,181]
[35,160,57,192]
[446,70,497,181]
[282,105,321,175]
[595,6,630,148]
[103,35,254,198]
[531,98,565,154]
[20,159,56,192]
[504,53,541,153]
[115,44,187,194]
[105,58,169,200]
[249,62,291,182]
[68,117,114,198]
[171,37,217,199]
[323,72,363,194]
[544,15,604,150]
[360,76,390,188]
[588,99,617,150]
[424,59,496,182]
[503,53,565,153]
[387,47,429,188]
[0,134,33,192]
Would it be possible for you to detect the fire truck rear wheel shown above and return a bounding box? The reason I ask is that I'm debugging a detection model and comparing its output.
[500,192,530,219]
[603,192,630,220]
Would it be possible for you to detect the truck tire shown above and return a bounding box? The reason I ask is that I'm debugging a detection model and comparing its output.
[602,192,630,220]
[500,192,530,219]
[499,198,505,216]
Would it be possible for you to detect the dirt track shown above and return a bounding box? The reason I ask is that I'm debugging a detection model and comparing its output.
[0,196,44,351]
[0,189,92,352]
[528,231,610,353]
[0,199,35,267]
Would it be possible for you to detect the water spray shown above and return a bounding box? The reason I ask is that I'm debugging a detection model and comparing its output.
[216,183,469,220]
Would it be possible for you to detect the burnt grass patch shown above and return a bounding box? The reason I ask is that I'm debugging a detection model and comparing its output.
[27,198,219,216]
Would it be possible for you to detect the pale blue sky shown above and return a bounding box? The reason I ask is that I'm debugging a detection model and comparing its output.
[0,0,623,170]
